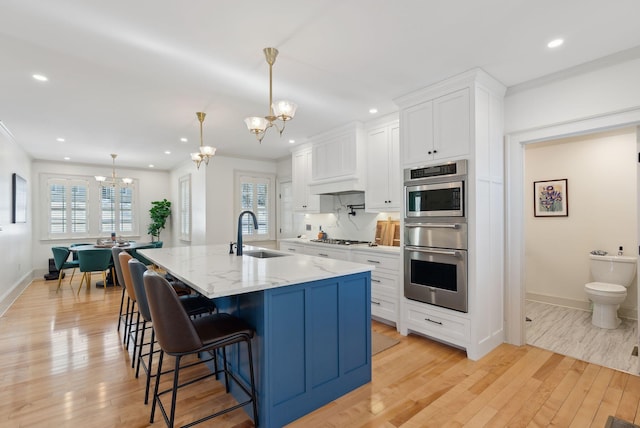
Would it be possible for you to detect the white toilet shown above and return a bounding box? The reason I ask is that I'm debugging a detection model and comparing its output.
[584,254,637,329]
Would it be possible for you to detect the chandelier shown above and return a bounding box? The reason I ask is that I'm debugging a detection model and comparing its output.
[191,112,216,169]
[95,154,132,187]
[244,47,297,143]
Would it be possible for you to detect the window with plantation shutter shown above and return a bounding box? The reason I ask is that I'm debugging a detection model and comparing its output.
[42,173,138,239]
[236,171,275,241]
[47,178,89,238]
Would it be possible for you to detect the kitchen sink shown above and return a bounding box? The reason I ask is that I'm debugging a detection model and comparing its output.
[243,250,290,259]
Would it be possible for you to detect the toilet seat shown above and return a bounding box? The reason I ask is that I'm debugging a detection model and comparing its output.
[585,281,627,296]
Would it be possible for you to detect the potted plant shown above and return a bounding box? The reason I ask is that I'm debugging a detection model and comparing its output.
[147,199,171,242]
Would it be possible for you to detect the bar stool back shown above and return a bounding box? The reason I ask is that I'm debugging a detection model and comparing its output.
[143,271,258,428]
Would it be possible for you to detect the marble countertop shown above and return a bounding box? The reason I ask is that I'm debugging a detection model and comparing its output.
[138,244,374,299]
[279,237,401,254]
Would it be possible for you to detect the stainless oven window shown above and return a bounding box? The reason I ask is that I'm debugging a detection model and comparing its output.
[404,246,468,313]
[405,181,464,218]
[410,259,457,291]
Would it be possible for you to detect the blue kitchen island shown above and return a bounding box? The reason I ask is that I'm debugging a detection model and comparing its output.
[139,244,373,427]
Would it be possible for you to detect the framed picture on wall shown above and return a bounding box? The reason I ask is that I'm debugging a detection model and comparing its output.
[534,179,568,217]
[12,173,27,223]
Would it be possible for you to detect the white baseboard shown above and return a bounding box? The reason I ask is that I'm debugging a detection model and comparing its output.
[526,292,638,321]
[0,271,35,317]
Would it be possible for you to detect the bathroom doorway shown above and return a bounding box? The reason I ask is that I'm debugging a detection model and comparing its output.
[505,113,640,375]
[522,128,638,373]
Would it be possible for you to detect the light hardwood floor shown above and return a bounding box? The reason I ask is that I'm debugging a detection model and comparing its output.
[1,276,640,427]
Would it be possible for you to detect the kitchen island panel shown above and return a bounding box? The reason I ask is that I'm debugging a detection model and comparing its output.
[213,272,371,428]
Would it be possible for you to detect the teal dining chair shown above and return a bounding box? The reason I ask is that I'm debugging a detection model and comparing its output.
[77,249,113,294]
[52,247,80,292]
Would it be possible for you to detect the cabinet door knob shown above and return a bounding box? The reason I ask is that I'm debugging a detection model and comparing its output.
[427,151,432,155]
[433,150,438,153]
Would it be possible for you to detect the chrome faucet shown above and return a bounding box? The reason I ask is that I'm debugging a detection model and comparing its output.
[236,210,258,256]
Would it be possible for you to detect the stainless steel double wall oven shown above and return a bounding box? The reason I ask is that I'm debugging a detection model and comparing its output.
[404,160,468,312]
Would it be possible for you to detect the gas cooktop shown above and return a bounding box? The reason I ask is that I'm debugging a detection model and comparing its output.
[309,238,370,245]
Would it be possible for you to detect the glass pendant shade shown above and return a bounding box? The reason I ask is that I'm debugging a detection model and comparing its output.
[245,116,269,134]
[95,175,107,182]
[272,100,297,120]
[200,145,216,156]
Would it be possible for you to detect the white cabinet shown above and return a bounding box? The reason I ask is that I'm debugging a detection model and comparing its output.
[404,300,470,346]
[308,123,366,195]
[292,147,323,212]
[351,250,400,324]
[280,241,307,254]
[305,245,350,261]
[400,88,470,168]
[365,121,401,212]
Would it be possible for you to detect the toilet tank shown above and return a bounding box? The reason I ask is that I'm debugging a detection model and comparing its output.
[589,254,637,287]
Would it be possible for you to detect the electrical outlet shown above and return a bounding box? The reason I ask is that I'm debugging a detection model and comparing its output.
[305,224,311,231]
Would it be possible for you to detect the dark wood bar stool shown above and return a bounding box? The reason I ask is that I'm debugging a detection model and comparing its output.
[143,271,258,428]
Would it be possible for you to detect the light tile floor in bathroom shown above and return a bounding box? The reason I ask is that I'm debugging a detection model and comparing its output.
[526,300,639,374]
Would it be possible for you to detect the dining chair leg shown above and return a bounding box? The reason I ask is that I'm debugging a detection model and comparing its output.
[77,273,86,295]
[56,270,65,292]
[69,268,76,284]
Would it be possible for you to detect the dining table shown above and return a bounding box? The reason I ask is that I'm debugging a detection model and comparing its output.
[70,241,155,287]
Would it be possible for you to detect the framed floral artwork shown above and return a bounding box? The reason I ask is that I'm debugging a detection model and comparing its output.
[534,179,568,217]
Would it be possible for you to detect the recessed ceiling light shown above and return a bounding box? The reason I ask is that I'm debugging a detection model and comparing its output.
[288,139,295,144]
[63,157,71,161]
[164,150,171,155]
[56,137,65,142]
[180,137,188,142]
[547,38,564,48]
[148,164,155,168]
[32,74,48,82]
[369,108,378,114]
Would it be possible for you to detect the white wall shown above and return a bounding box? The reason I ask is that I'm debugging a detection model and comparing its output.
[30,160,171,272]
[170,155,279,246]
[524,128,637,317]
[0,125,33,312]
[505,56,640,133]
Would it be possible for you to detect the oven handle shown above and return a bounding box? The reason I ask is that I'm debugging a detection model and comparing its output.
[405,245,462,257]
[405,223,461,229]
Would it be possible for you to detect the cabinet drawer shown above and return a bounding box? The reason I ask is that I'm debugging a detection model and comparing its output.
[371,271,398,296]
[351,251,400,272]
[371,292,396,322]
[405,301,470,344]
[306,246,350,260]
[280,243,307,254]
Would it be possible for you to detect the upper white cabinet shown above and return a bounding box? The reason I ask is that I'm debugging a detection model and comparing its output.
[400,88,470,167]
[292,146,321,212]
[308,122,366,195]
[365,119,401,212]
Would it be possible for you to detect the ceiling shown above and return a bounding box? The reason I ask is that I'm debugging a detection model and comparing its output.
[2,0,640,171]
